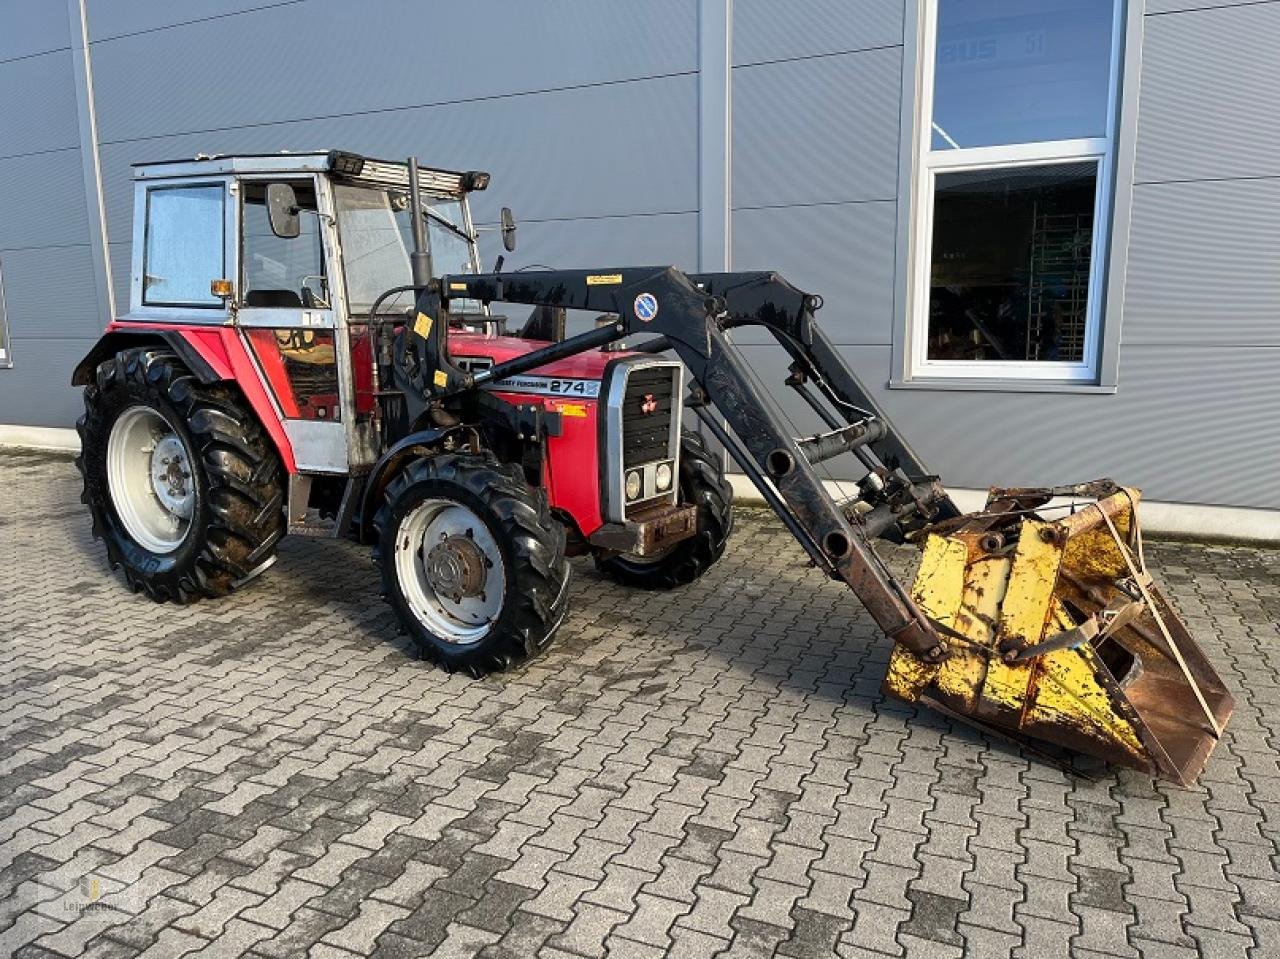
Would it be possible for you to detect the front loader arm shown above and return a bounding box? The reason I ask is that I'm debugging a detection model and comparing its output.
[383,263,1237,783]
[688,271,944,486]
[398,266,952,661]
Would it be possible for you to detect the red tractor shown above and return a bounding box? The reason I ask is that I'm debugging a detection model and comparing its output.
[73,152,731,674]
[74,150,1234,783]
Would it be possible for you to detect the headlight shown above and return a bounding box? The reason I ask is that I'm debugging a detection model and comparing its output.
[655,462,673,492]
[625,471,642,501]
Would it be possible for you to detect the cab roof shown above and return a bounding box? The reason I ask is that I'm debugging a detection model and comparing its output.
[131,150,489,199]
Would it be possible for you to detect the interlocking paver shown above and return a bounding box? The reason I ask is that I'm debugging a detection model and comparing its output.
[1,450,1276,958]
[319,898,411,952]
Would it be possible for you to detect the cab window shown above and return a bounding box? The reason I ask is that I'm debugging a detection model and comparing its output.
[143,185,225,307]
[242,181,326,308]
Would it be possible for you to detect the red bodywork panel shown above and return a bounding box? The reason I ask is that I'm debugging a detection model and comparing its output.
[103,322,621,538]
[450,330,617,537]
[107,321,298,473]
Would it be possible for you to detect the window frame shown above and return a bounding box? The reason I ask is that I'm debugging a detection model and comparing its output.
[238,175,328,311]
[128,176,235,323]
[0,257,11,369]
[141,183,228,310]
[903,0,1127,385]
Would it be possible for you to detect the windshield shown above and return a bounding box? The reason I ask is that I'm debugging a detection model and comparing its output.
[333,184,477,314]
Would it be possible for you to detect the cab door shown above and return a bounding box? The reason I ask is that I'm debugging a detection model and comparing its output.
[233,176,349,473]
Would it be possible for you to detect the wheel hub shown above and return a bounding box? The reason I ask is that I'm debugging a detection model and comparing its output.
[106,405,196,555]
[425,535,489,601]
[393,498,506,645]
[149,434,194,519]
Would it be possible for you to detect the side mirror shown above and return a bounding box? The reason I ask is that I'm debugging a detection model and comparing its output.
[266,183,300,239]
[500,206,517,252]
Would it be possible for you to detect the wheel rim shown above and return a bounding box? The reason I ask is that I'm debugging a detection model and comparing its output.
[106,405,195,554]
[394,497,506,645]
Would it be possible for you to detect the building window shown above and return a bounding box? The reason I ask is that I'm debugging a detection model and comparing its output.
[143,185,225,308]
[910,0,1122,382]
[0,258,10,368]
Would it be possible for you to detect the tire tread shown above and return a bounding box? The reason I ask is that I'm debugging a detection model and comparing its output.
[77,346,285,603]
[373,453,571,676]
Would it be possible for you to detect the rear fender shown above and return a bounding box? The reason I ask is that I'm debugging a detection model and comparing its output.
[73,324,297,473]
[71,328,221,386]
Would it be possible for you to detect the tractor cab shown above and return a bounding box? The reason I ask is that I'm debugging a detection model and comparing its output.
[117,151,497,483]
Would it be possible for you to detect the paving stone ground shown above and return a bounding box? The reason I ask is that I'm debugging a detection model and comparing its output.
[1,448,1277,959]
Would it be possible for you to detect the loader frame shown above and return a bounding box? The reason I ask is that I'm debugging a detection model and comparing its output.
[395,265,963,662]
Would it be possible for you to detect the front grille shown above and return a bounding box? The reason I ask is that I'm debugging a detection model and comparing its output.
[621,366,676,468]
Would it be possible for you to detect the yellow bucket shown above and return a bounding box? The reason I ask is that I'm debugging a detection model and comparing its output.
[885,481,1234,785]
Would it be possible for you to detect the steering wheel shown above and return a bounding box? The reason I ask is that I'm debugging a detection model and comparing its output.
[299,274,330,309]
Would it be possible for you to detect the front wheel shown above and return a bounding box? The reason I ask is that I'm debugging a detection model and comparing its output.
[374,454,571,675]
[594,429,734,589]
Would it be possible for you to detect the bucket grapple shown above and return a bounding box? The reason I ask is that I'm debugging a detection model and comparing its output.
[408,265,1234,784]
[885,481,1234,784]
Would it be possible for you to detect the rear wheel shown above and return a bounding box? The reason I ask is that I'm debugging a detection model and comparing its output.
[374,454,571,675]
[77,346,285,602]
[595,429,734,589]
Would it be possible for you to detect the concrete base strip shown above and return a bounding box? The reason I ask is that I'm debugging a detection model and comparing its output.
[0,425,80,454]
[2,425,1275,545]
[727,475,1279,546]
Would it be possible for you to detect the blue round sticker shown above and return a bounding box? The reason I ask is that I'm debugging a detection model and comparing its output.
[634,292,659,322]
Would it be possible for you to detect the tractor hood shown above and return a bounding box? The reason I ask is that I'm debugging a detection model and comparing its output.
[447,330,633,382]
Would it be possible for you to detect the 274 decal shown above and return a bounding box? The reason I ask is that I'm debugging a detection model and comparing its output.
[490,375,601,398]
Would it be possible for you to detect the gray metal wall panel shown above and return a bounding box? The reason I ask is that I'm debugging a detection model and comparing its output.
[86,0,303,41]
[1145,0,1272,12]
[0,51,81,159]
[732,48,902,209]
[0,0,70,62]
[737,343,1280,509]
[89,0,696,144]
[477,212,699,337]
[0,246,102,340]
[107,241,129,314]
[867,343,1280,509]
[97,75,699,245]
[0,337,97,426]
[730,201,898,346]
[0,151,89,251]
[0,0,1271,518]
[1124,179,1280,346]
[1135,2,1280,183]
[479,214,698,276]
[733,0,902,65]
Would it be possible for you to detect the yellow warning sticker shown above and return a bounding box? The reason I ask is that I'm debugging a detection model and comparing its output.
[586,274,623,286]
[554,403,588,418]
[413,312,433,338]
[449,282,469,292]
[433,370,448,388]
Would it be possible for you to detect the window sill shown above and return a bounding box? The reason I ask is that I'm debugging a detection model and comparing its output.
[889,377,1116,395]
